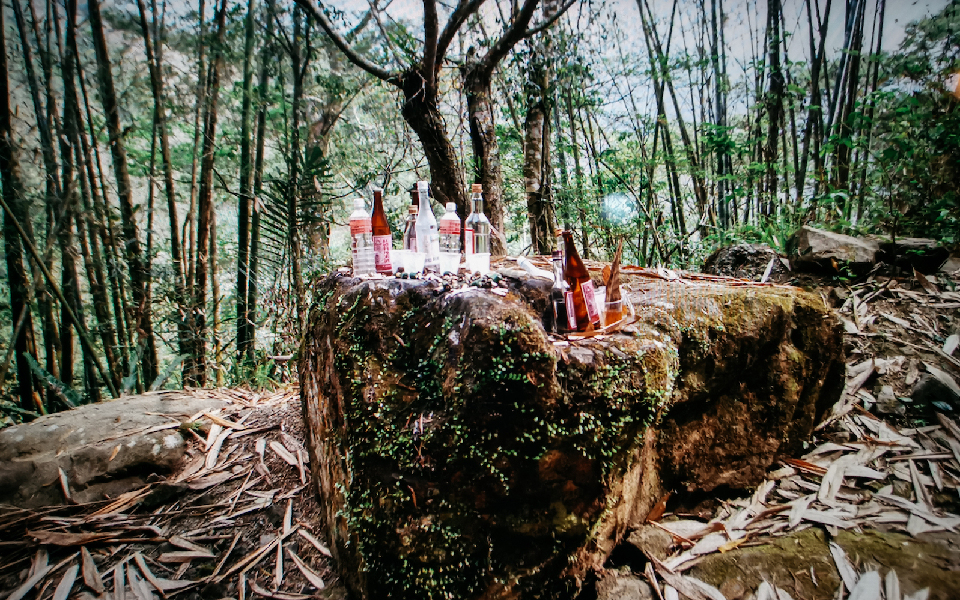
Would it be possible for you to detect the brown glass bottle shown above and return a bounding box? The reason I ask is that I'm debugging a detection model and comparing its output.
[371,188,392,274]
[562,231,601,331]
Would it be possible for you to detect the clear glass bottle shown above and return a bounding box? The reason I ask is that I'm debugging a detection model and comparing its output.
[439,202,461,253]
[371,188,392,274]
[415,181,440,271]
[464,183,490,255]
[402,205,418,251]
[349,197,375,275]
[562,230,600,331]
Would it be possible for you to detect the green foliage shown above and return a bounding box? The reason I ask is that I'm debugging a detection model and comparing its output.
[25,354,81,411]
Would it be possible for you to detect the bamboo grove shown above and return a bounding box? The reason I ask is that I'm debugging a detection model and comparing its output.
[0,0,957,414]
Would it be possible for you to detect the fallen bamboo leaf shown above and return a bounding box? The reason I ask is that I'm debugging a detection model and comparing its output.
[849,571,881,600]
[206,429,233,470]
[135,553,195,593]
[645,491,671,523]
[287,548,326,590]
[52,565,79,600]
[81,546,105,594]
[283,499,293,535]
[274,543,283,589]
[157,551,216,563]
[203,412,246,430]
[185,472,235,491]
[169,536,213,555]
[717,535,748,553]
[29,530,117,546]
[247,580,311,600]
[126,564,154,600]
[923,362,960,397]
[885,569,901,600]
[914,269,939,295]
[115,556,126,600]
[269,441,297,467]
[109,445,121,462]
[648,555,724,600]
[830,542,858,591]
[296,530,332,558]
[944,334,959,356]
[239,573,246,600]
[58,468,74,504]
[210,533,240,580]
[203,424,222,452]
[7,564,53,600]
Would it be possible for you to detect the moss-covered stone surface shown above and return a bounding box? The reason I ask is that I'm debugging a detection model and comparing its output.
[299,272,845,600]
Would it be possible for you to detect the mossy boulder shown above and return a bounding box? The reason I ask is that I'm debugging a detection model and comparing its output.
[299,270,844,600]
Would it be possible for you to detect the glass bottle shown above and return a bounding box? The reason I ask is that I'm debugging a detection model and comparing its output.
[402,205,418,251]
[439,202,461,253]
[371,188,393,274]
[562,230,600,331]
[551,250,575,333]
[464,183,490,255]
[349,197,375,275]
[415,181,440,271]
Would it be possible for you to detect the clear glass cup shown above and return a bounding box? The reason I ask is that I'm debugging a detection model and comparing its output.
[438,252,461,274]
[465,252,490,275]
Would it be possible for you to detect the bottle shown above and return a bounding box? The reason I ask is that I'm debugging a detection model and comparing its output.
[464,183,490,255]
[371,188,393,274]
[562,230,601,331]
[415,181,440,271]
[439,202,461,253]
[402,205,418,251]
[349,197,375,275]
[551,250,575,333]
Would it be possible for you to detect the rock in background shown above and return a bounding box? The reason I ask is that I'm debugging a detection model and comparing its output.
[299,269,845,600]
[0,392,227,507]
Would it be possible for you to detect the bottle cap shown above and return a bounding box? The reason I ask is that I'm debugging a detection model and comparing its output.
[471,183,482,193]
[408,205,418,214]
[552,250,562,258]
[354,198,366,210]
[445,202,456,212]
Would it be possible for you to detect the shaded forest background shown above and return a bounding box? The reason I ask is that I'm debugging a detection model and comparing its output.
[0,0,958,417]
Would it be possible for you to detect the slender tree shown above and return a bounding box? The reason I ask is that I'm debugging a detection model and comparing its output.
[88,0,158,384]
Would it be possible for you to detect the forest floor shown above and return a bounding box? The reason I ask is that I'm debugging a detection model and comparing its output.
[1,266,959,600]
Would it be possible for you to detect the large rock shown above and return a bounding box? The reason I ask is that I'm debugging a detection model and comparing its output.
[701,243,789,282]
[299,269,844,600]
[792,225,879,272]
[0,392,227,507]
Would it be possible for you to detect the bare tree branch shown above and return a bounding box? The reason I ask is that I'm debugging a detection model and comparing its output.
[523,0,577,38]
[436,0,486,66]
[295,0,396,83]
[422,0,439,91]
[480,0,540,75]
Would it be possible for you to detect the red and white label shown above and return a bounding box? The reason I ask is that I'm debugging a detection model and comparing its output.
[440,219,460,235]
[464,228,474,255]
[565,291,577,330]
[350,218,371,235]
[581,280,600,324]
[373,235,392,272]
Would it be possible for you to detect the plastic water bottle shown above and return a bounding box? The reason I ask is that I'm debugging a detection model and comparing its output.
[415,181,440,271]
[439,202,461,253]
[350,197,375,275]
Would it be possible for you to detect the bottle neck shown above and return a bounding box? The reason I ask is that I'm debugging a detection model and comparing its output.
[471,193,484,214]
[552,258,564,284]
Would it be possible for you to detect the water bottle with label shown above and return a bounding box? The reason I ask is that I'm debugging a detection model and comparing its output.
[349,197,375,275]
[439,202,461,253]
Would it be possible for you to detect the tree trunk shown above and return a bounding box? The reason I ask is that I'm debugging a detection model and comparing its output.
[0,3,37,410]
[189,0,227,386]
[464,65,507,255]
[763,0,785,216]
[399,68,469,232]
[288,7,307,330]
[522,58,554,255]
[136,0,190,376]
[236,0,257,368]
[88,0,157,384]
